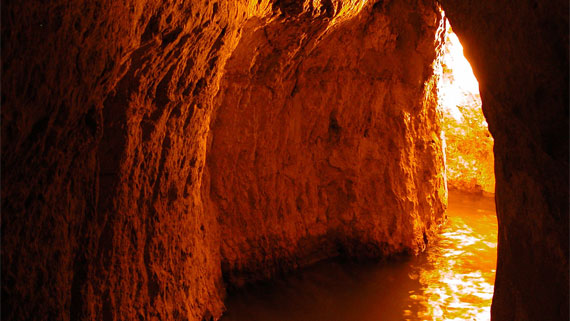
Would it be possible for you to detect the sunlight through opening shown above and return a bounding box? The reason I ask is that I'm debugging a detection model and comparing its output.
[420,17,499,321]
[438,21,495,195]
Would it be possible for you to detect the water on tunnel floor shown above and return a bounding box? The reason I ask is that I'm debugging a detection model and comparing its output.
[220,190,497,321]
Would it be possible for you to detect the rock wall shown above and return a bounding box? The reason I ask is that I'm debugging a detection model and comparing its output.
[206,0,447,285]
[2,1,272,320]
[2,0,445,320]
[2,0,567,320]
[439,1,569,320]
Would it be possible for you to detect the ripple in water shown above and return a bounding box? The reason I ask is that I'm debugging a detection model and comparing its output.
[221,191,497,321]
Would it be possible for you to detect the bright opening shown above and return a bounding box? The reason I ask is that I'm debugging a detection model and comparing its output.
[439,23,495,194]
[421,19,498,320]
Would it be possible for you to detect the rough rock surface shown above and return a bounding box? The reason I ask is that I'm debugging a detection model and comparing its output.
[2,0,568,320]
[206,1,447,285]
[440,1,569,320]
[2,1,272,319]
[2,0,445,320]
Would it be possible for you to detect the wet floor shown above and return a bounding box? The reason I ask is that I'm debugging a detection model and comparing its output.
[221,190,497,321]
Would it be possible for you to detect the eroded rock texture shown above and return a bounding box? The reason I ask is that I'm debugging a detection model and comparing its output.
[440,0,569,320]
[2,1,272,319]
[206,1,447,285]
[2,0,568,320]
[2,0,445,320]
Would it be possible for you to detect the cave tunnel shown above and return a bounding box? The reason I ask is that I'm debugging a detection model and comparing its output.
[217,23,499,321]
[1,1,568,321]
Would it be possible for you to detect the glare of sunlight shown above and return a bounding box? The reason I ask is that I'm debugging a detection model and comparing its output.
[438,29,480,123]
[438,19,495,194]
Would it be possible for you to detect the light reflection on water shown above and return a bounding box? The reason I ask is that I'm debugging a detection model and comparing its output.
[221,191,497,321]
[409,191,497,321]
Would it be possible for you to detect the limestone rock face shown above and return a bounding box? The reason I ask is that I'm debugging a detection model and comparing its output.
[206,0,447,285]
[2,1,272,320]
[440,1,569,320]
[3,0,567,320]
[2,0,445,320]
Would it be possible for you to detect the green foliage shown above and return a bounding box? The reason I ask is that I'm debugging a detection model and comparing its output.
[443,96,495,193]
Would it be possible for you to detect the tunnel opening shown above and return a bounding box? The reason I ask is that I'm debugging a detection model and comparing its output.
[426,18,498,319]
[438,22,495,195]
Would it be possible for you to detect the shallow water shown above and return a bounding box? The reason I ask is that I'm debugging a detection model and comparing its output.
[221,191,497,321]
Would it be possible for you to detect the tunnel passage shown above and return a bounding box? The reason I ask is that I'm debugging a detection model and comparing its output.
[1,0,568,321]
[214,14,499,319]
